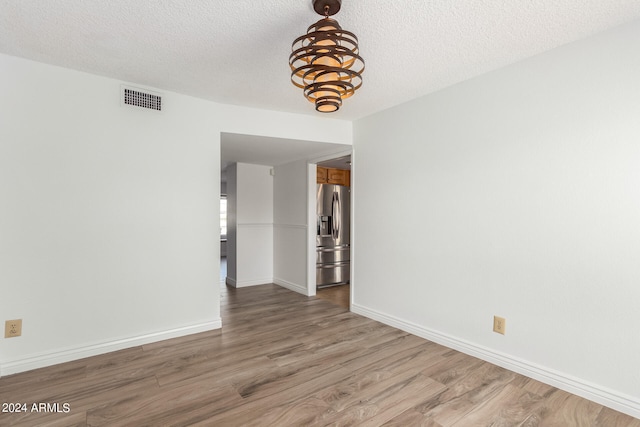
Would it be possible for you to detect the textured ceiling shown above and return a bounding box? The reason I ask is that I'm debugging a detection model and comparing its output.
[2,1,640,121]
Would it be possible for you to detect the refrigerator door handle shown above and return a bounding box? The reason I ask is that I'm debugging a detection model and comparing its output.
[332,191,340,239]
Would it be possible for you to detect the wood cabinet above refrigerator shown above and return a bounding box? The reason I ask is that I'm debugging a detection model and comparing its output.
[317,167,350,186]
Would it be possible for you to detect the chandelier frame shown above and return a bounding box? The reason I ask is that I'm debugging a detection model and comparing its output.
[289,0,364,113]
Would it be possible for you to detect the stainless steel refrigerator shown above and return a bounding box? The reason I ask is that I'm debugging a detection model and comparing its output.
[316,183,350,288]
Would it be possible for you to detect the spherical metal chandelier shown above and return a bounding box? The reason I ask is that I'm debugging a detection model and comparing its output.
[289,0,364,113]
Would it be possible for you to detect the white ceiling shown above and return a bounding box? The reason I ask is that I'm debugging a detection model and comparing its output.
[221,133,350,170]
[2,1,640,167]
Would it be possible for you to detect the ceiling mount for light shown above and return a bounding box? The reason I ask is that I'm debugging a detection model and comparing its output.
[312,0,342,16]
[289,0,364,113]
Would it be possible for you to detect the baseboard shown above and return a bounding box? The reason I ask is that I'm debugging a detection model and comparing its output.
[274,277,311,296]
[0,319,222,378]
[227,277,273,288]
[351,303,640,420]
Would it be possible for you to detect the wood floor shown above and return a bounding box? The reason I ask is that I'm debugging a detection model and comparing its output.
[1,284,638,426]
[315,284,350,310]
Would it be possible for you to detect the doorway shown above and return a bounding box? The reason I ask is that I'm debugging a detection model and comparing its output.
[220,132,353,298]
[312,153,352,308]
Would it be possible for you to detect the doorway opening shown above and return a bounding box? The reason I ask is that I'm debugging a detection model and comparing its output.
[314,154,352,309]
[219,132,353,301]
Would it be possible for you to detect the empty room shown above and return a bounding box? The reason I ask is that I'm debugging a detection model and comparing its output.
[1,1,639,425]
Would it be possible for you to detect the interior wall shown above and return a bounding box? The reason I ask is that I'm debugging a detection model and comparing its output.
[227,163,274,287]
[273,159,309,295]
[226,164,238,280]
[0,53,352,375]
[0,54,222,374]
[352,20,640,418]
[220,179,228,257]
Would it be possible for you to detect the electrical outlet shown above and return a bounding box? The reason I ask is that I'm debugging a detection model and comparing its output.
[5,319,22,338]
[493,316,506,335]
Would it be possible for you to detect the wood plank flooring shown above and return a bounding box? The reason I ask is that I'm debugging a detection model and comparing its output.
[315,284,350,310]
[1,283,638,426]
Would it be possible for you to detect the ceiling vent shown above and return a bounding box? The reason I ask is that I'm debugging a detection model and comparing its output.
[121,86,162,111]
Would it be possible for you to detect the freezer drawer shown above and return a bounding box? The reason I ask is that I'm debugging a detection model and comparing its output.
[316,246,350,264]
[316,262,350,288]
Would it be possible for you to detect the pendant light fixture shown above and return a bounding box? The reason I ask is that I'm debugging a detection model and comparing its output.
[289,0,364,113]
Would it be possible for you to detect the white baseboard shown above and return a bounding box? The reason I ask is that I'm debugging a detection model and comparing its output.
[226,277,273,288]
[350,303,640,420]
[274,277,311,296]
[0,319,221,377]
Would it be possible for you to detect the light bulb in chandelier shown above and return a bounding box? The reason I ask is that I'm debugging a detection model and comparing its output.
[289,0,364,113]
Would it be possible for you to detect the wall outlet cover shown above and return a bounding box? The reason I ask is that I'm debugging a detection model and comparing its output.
[493,316,506,335]
[5,319,22,338]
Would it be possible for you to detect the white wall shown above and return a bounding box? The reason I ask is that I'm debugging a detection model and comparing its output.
[0,53,351,375]
[226,163,274,287]
[220,180,227,257]
[0,55,222,374]
[226,164,238,281]
[352,20,640,418]
[273,159,310,294]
